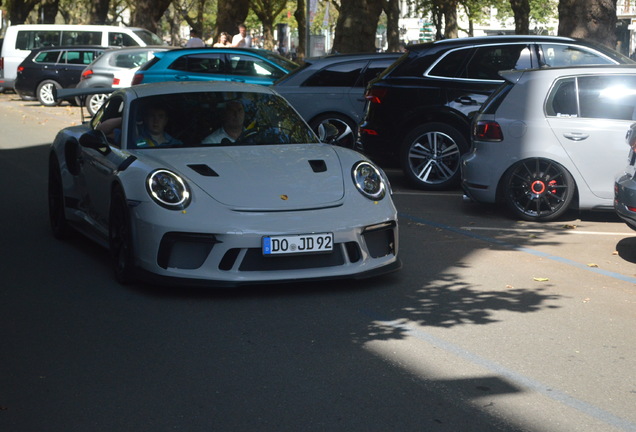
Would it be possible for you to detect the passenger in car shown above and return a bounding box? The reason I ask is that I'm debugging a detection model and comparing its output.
[136,105,182,147]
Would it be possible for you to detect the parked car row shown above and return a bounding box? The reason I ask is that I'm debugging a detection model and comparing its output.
[357,35,634,191]
[15,33,636,228]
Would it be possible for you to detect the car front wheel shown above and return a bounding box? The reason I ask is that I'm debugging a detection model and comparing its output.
[109,188,135,284]
[37,80,62,106]
[400,122,467,190]
[502,158,575,222]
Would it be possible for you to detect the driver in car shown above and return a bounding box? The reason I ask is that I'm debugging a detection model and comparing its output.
[202,100,245,144]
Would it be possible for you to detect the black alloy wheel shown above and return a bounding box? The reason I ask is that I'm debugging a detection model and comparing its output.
[502,158,575,222]
[400,122,467,190]
[109,188,136,284]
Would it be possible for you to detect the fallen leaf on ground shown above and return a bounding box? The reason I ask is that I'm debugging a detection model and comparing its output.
[533,277,549,282]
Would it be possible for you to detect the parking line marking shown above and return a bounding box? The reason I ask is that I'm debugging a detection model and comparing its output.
[460,226,636,236]
[360,311,636,432]
[400,212,636,285]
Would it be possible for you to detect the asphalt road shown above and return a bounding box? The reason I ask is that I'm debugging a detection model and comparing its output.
[1,91,636,432]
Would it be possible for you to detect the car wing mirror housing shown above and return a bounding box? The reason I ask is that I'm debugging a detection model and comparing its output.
[79,130,111,155]
[318,122,339,144]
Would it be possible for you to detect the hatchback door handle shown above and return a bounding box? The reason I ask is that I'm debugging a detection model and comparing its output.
[563,132,589,141]
[455,96,479,105]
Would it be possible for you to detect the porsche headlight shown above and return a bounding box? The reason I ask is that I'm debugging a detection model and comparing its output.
[146,169,191,209]
[352,161,386,200]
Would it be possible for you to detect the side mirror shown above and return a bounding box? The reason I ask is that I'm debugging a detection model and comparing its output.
[318,122,340,144]
[79,130,111,154]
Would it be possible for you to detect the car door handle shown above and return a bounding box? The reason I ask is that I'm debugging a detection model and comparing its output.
[174,75,190,80]
[563,132,589,141]
[455,96,479,105]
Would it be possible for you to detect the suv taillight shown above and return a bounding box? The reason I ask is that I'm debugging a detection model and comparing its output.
[473,120,503,142]
[81,69,94,79]
[131,73,143,85]
[365,88,387,104]
[17,65,24,73]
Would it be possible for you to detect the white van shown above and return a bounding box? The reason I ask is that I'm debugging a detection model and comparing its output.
[0,24,164,91]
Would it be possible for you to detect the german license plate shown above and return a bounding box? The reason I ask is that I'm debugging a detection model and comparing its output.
[262,233,333,255]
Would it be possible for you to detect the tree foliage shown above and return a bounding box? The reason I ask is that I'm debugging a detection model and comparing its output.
[557,0,617,48]
[0,0,619,54]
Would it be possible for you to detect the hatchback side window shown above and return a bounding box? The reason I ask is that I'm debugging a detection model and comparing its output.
[577,75,636,120]
[302,60,367,87]
[539,44,615,67]
[34,50,62,63]
[546,78,578,117]
[170,54,224,74]
[464,45,533,80]
[228,54,284,79]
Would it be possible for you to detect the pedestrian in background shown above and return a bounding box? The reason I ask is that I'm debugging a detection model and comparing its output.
[186,29,206,48]
[232,24,252,48]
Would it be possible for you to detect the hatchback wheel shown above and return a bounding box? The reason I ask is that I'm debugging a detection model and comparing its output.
[109,188,135,284]
[37,80,62,106]
[400,122,467,190]
[502,158,575,222]
[86,93,108,116]
[309,114,356,148]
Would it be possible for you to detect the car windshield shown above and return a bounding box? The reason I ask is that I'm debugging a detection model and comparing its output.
[132,29,164,46]
[127,91,318,149]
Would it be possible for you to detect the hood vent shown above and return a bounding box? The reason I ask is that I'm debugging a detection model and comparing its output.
[188,164,219,177]
[308,159,327,173]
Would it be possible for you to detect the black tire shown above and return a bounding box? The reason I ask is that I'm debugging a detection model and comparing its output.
[37,80,62,106]
[86,93,108,116]
[502,158,575,222]
[109,188,136,284]
[400,122,468,190]
[309,113,357,148]
[48,154,69,239]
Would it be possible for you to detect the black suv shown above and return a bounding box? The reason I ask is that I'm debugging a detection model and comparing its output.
[358,35,634,190]
[14,45,105,106]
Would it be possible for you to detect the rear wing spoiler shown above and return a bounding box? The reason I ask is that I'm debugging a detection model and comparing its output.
[54,87,117,122]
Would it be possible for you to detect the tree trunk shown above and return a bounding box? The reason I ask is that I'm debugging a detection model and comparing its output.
[510,0,531,34]
[216,0,250,36]
[131,0,173,34]
[332,0,383,53]
[89,0,110,25]
[443,0,458,39]
[558,0,617,49]
[6,0,40,24]
[294,0,306,61]
[384,0,401,52]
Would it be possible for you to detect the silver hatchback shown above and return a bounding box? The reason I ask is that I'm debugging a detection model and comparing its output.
[462,65,636,221]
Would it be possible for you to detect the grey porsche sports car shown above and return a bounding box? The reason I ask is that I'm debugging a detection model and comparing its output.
[48,81,400,286]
